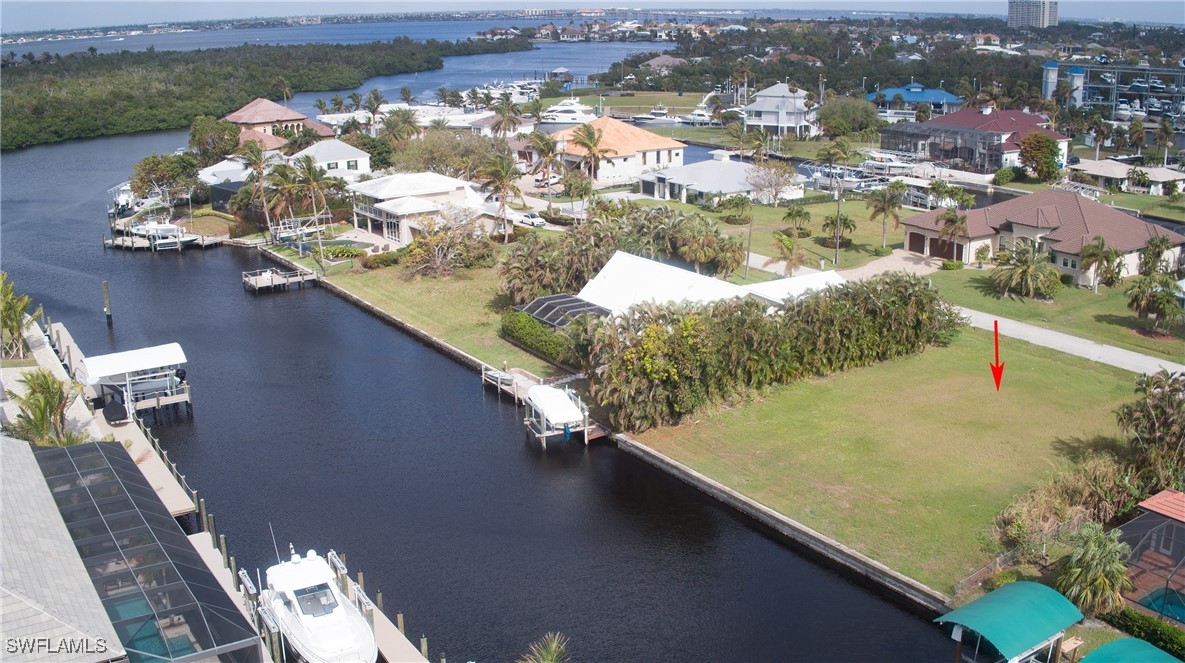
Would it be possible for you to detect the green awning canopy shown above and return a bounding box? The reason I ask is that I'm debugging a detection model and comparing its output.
[934,582,1084,660]
[1080,638,1181,663]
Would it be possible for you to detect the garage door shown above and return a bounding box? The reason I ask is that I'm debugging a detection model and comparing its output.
[908,232,926,254]
[928,238,963,261]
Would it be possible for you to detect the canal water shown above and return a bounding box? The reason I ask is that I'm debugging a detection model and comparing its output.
[0,55,950,663]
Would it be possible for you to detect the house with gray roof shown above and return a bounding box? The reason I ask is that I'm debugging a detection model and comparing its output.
[639,150,803,205]
[742,83,819,138]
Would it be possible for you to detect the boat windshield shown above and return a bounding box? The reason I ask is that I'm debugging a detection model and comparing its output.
[293,583,338,617]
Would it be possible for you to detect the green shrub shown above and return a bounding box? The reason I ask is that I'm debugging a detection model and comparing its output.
[941,260,964,270]
[1101,607,1185,658]
[817,237,852,250]
[993,167,1016,186]
[360,251,400,270]
[873,246,894,257]
[500,310,573,365]
[540,209,573,226]
[1060,273,1075,286]
[200,209,238,222]
[983,570,1018,591]
[317,245,364,260]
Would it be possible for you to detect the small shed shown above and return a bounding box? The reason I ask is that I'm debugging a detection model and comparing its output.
[934,581,1083,663]
[1079,638,1180,663]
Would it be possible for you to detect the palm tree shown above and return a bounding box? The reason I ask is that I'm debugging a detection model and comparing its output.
[1139,234,1174,276]
[478,154,523,244]
[313,98,329,115]
[675,215,719,274]
[991,239,1061,299]
[522,98,545,122]
[571,123,615,184]
[427,117,451,131]
[528,131,562,211]
[764,231,807,276]
[292,155,346,273]
[821,213,856,249]
[782,205,811,237]
[1129,118,1145,155]
[516,632,570,663]
[1,273,40,359]
[436,87,450,105]
[235,140,276,230]
[491,97,522,137]
[866,187,903,248]
[1091,117,1111,161]
[816,138,851,265]
[274,76,293,107]
[936,208,968,261]
[381,107,420,145]
[347,92,363,112]
[1078,235,1111,292]
[1055,523,1132,618]
[330,95,346,113]
[5,368,84,446]
[1155,118,1175,167]
[399,86,416,105]
[363,88,387,133]
[1126,273,1183,330]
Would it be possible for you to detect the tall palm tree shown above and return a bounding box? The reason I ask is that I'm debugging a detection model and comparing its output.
[264,163,300,224]
[399,86,416,105]
[1055,523,1132,618]
[516,632,570,663]
[347,92,363,112]
[5,368,83,446]
[522,98,545,122]
[1129,118,1145,155]
[782,205,811,236]
[274,76,293,107]
[866,186,903,248]
[381,107,420,145]
[491,97,522,137]
[764,231,807,276]
[816,137,851,264]
[330,95,346,113]
[363,88,387,134]
[293,155,346,273]
[1078,235,1111,292]
[478,154,523,244]
[1155,118,1175,167]
[936,208,968,261]
[235,140,276,230]
[436,87,450,105]
[571,123,615,184]
[313,98,329,115]
[1,272,40,359]
[1091,117,1111,161]
[528,131,562,211]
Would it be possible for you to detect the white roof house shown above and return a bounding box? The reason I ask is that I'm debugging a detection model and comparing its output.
[639,150,803,204]
[744,270,846,303]
[197,158,253,185]
[348,172,495,246]
[743,83,819,138]
[289,139,371,181]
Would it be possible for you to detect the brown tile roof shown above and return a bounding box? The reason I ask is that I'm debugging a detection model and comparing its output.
[238,128,288,151]
[551,116,685,158]
[223,98,306,125]
[900,189,1185,254]
[926,107,1068,141]
[1139,489,1185,523]
[302,118,336,137]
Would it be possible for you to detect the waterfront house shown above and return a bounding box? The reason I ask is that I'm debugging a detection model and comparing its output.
[347,172,494,245]
[1069,159,1185,196]
[1116,489,1185,627]
[934,582,1083,663]
[239,127,289,152]
[550,116,685,187]
[866,82,964,123]
[640,54,686,74]
[223,97,335,139]
[898,189,1185,283]
[288,139,372,182]
[880,105,1070,174]
[742,83,820,139]
[639,149,803,204]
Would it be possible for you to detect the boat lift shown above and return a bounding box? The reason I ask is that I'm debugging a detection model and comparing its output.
[79,343,191,422]
[523,384,591,448]
[269,213,332,243]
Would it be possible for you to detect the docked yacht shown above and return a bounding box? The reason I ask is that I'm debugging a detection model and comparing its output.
[539,98,597,125]
[679,106,714,126]
[261,548,378,663]
[631,103,680,126]
[1115,101,1131,121]
[859,151,916,177]
[129,221,198,248]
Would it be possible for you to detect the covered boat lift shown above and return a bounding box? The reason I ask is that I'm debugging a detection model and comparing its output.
[934,581,1083,663]
[80,343,190,422]
[523,384,591,447]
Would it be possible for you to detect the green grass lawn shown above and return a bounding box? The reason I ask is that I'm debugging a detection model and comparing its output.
[326,264,562,378]
[637,329,1137,592]
[1098,192,1185,222]
[636,197,901,270]
[185,214,233,237]
[927,269,1185,361]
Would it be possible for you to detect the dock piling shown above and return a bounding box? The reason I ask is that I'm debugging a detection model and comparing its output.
[102,281,112,327]
[420,635,429,659]
[357,570,364,593]
[396,612,404,634]
[376,590,383,612]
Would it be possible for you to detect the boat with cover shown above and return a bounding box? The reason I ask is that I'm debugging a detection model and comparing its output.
[539,98,597,125]
[261,547,378,663]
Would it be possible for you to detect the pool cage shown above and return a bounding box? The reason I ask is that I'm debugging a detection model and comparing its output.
[517,294,610,330]
[879,123,1013,174]
[1118,512,1185,626]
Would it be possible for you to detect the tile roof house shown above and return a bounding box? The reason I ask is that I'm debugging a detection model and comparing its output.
[238,127,289,151]
[1069,158,1185,197]
[223,97,335,138]
[899,189,1185,284]
[640,54,686,73]
[551,116,685,186]
[742,83,819,138]
[881,105,1070,174]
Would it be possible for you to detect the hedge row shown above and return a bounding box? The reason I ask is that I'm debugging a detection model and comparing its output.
[1101,608,1185,659]
[500,311,573,365]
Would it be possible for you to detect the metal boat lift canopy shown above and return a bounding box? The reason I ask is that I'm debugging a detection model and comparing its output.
[80,343,187,385]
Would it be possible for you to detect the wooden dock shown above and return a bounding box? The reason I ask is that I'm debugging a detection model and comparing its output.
[481,365,609,442]
[243,268,319,292]
[104,235,223,251]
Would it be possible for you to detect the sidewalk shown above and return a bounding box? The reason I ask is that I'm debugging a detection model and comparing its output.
[958,307,1185,375]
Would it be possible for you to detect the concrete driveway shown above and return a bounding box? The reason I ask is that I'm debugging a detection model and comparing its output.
[838,249,943,281]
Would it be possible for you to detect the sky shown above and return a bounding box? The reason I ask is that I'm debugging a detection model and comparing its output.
[1,0,1181,33]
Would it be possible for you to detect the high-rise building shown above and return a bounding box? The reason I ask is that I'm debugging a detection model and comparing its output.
[1008,0,1059,28]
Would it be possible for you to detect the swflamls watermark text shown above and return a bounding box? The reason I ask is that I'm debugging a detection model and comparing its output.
[5,637,110,655]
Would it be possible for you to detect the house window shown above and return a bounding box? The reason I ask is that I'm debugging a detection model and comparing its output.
[1061,257,1069,268]
[1071,259,1078,270]
[998,236,1007,250]
[642,152,647,166]
[326,162,339,170]
[347,160,358,171]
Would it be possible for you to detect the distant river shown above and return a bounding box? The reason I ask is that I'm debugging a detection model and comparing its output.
[0,32,950,662]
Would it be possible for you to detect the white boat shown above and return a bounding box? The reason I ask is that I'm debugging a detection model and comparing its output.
[1115,101,1131,121]
[262,548,378,663]
[631,103,679,125]
[679,107,714,126]
[539,98,597,125]
[860,150,916,177]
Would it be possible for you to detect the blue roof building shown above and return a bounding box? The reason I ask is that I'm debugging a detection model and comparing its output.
[866,83,964,114]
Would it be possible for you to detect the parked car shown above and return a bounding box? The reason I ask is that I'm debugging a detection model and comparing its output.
[520,212,546,227]
[1067,155,1081,165]
[534,173,561,186]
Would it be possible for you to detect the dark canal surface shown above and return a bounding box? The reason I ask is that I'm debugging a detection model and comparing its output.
[0,54,950,663]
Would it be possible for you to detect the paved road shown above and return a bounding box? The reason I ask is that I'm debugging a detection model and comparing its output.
[958,307,1185,375]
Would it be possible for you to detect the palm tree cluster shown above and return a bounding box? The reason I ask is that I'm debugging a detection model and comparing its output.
[1125,235,1184,333]
[499,203,744,306]
[5,369,91,446]
[583,273,965,432]
[991,239,1063,300]
[1,272,41,359]
[1078,236,1124,292]
[1055,522,1133,618]
[1116,370,1185,490]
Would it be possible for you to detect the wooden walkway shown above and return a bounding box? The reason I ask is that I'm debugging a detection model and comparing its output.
[243,268,319,292]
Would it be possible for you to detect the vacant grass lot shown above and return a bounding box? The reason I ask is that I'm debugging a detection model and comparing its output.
[637,329,1136,592]
[927,269,1185,361]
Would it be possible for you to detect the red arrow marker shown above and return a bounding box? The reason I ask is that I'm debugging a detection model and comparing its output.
[990,319,1005,391]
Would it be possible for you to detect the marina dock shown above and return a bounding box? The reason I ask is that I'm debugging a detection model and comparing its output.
[481,365,609,443]
[104,234,223,251]
[243,267,319,292]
